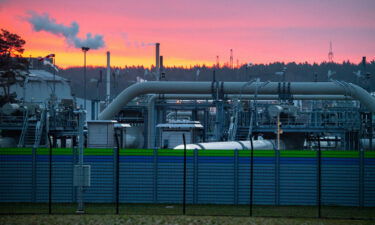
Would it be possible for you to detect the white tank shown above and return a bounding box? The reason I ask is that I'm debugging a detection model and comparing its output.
[125,127,144,149]
[174,140,283,150]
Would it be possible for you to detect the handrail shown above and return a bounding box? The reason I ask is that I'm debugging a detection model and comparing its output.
[17,110,29,147]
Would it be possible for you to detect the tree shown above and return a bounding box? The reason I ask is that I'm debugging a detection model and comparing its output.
[0,29,28,106]
[0,29,26,56]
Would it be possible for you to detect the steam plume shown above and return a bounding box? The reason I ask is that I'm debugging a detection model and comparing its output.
[27,12,105,49]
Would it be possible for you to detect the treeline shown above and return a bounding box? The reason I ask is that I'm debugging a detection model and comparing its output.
[57,61,375,100]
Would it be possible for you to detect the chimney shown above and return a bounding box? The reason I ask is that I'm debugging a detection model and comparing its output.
[160,55,165,80]
[106,51,110,106]
[155,43,160,80]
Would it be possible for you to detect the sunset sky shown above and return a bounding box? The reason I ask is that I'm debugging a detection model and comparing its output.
[0,0,374,68]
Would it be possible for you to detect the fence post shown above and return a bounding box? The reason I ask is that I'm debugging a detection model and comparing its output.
[359,148,364,207]
[193,148,198,204]
[275,148,280,206]
[249,136,254,217]
[114,131,120,214]
[153,148,158,204]
[72,146,77,203]
[234,149,239,205]
[182,134,187,215]
[317,135,322,218]
[31,147,36,203]
[47,134,53,214]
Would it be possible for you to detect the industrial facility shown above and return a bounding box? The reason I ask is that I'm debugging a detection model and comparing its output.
[0,44,374,218]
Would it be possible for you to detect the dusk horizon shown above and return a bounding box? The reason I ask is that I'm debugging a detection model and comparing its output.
[1,0,374,68]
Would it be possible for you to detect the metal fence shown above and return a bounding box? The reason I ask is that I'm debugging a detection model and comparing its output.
[0,145,374,219]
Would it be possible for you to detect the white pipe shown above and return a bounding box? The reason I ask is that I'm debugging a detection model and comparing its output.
[174,140,283,150]
[99,81,374,120]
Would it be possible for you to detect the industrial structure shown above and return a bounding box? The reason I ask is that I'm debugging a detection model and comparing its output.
[0,44,375,217]
[0,45,374,151]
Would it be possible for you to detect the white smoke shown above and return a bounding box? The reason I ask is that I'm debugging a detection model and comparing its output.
[27,12,105,50]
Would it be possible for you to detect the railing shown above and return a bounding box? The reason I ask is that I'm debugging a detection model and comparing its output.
[17,110,29,147]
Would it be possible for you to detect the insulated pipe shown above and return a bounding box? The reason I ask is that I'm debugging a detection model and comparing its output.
[173,140,283,150]
[146,93,353,148]
[100,81,371,120]
[162,94,353,101]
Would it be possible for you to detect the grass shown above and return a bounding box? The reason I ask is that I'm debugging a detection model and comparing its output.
[0,203,374,220]
[0,214,375,225]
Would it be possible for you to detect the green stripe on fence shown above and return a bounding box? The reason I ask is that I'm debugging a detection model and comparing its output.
[321,151,359,158]
[84,148,113,156]
[0,148,32,155]
[365,151,375,158]
[36,148,73,155]
[238,150,275,157]
[280,150,317,158]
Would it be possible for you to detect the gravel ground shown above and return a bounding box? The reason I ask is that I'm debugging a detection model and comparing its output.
[0,215,374,225]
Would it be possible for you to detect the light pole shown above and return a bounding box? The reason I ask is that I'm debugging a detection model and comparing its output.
[82,47,90,110]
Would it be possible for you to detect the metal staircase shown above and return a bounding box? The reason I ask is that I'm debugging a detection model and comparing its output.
[17,109,47,148]
[33,109,46,148]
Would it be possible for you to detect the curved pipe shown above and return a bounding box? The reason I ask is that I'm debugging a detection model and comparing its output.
[99,81,372,120]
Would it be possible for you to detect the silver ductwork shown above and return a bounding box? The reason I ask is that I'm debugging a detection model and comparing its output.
[99,81,374,120]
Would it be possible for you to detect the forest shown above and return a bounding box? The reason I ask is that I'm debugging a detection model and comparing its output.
[57,60,375,100]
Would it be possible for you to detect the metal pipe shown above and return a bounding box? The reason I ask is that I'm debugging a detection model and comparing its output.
[155,43,160,80]
[173,140,283,150]
[99,81,373,120]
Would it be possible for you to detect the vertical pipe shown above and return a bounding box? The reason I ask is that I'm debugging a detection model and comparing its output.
[317,135,322,218]
[155,43,160,81]
[106,51,111,106]
[182,134,187,215]
[83,51,87,109]
[249,136,254,217]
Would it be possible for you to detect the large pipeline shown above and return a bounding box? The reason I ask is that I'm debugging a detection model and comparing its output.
[99,81,373,120]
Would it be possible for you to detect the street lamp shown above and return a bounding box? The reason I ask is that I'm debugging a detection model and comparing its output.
[82,47,90,110]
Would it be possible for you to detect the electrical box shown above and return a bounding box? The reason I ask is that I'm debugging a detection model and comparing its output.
[73,165,91,187]
[87,120,117,148]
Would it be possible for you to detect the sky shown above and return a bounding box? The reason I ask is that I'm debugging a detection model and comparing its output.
[0,0,374,68]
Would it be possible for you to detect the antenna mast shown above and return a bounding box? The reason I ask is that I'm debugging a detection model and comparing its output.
[328,41,334,63]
